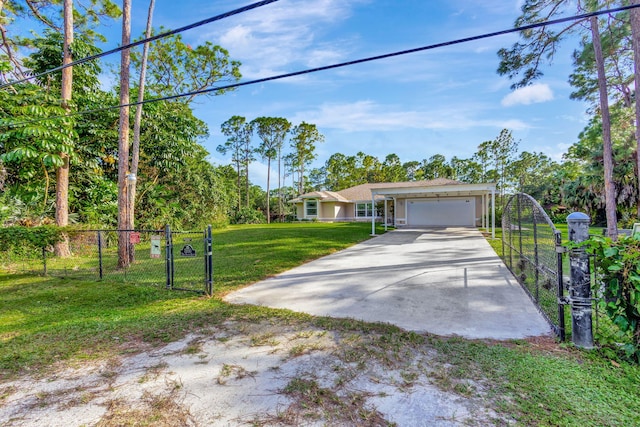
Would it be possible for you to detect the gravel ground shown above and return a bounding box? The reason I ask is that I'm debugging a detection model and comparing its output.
[0,320,510,426]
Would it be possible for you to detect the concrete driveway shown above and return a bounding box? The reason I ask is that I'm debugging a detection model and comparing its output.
[224,227,551,340]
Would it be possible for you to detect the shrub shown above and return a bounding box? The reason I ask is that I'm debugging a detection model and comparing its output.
[0,225,65,261]
[230,207,266,225]
[584,234,640,362]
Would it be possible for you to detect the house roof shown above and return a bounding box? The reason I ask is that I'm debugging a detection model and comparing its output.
[290,178,473,203]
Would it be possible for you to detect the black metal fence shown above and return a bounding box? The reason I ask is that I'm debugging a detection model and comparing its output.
[502,193,566,340]
[1,226,213,295]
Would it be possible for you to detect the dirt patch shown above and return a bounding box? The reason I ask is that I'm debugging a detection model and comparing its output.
[0,321,509,426]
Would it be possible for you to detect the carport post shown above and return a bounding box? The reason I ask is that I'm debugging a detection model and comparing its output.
[371,194,376,235]
[384,198,388,231]
[491,188,495,239]
[480,194,484,228]
[485,193,490,232]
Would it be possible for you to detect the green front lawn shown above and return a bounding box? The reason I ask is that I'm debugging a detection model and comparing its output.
[0,222,384,376]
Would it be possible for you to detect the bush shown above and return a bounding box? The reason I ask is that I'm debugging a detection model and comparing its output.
[0,225,64,261]
[0,225,63,250]
[230,207,266,225]
[584,234,640,362]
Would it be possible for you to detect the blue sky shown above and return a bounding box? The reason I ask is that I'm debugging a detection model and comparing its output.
[109,0,589,187]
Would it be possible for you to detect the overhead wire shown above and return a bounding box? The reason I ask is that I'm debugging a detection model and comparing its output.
[2,4,639,129]
[0,0,280,90]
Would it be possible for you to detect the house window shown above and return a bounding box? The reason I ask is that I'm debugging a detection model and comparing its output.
[357,202,383,218]
[356,202,384,218]
[356,203,368,217]
[305,200,318,217]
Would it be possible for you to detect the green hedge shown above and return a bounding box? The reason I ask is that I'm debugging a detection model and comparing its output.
[0,226,66,258]
[584,234,640,362]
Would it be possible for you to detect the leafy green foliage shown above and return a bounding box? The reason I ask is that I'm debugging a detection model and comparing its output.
[230,207,266,224]
[132,28,241,101]
[0,226,64,259]
[584,234,640,361]
[0,84,77,217]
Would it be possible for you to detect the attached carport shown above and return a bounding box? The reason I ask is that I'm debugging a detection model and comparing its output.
[370,182,496,238]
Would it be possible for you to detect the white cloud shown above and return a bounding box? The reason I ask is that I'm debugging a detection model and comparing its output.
[202,0,366,80]
[291,100,530,132]
[501,83,554,107]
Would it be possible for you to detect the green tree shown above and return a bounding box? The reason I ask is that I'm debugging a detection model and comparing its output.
[219,116,253,208]
[0,0,120,84]
[564,105,638,224]
[290,122,323,195]
[450,156,482,183]
[0,84,76,220]
[476,129,518,197]
[324,153,352,190]
[353,152,383,184]
[507,151,558,199]
[134,28,241,101]
[381,154,407,182]
[251,117,291,222]
[402,160,423,181]
[421,154,454,180]
[1,31,105,229]
[497,0,620,238]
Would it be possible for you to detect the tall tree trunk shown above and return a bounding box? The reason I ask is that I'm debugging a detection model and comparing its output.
[591,16,618,240]
[278,146,282,218]
[129,0,155,262]
[245,161,250,208]
[630,0,640,218]
[236,162,241,210]
[266,158,271,224]
[117,0,132,268]
[54,0,73,257]
[299,163,304,195]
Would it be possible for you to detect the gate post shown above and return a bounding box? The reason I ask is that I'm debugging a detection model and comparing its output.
[567,212,593,349]
[165,224,173,289]
[97,230,103,280]
[555,231,566,342]
[205,225,213,296]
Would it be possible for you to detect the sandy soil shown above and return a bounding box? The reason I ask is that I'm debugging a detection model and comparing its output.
[0,320,509,426]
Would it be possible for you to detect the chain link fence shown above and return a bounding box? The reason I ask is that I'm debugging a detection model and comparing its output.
[1,226,212,295]
[502,193,566,340]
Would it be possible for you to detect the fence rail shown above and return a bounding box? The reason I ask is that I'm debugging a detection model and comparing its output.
[502,193,566,340]
[1,226,213,295]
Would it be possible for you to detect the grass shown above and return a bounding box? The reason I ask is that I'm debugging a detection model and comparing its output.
[0,222,383,377]
[211,222,387,293]
[428,336,640,426]
[2,222,640,426]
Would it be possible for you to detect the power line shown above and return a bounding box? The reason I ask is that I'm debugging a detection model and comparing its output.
[0,0,280,90]
[2,4,638,129]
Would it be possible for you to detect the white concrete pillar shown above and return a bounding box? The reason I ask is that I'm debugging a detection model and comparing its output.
[384,198,388,231]
[491,188,495,239]
[371,194,376,235]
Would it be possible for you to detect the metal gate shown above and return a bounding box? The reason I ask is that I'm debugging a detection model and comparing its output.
[166,225,213,295]
[502,193,566,340]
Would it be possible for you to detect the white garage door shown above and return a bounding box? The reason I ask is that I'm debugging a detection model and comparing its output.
[407,198,474,226]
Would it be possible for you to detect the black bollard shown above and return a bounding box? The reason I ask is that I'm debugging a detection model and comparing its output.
[567,212,594,349]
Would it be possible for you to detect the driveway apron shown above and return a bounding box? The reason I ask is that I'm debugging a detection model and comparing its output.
[224,227,551,340]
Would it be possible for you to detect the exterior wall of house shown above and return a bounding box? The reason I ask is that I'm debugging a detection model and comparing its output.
[395,198,408,226]
[294,194,489,225]
[334,203,350,220]
[320,202,336,220]
[294,201,354,221]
